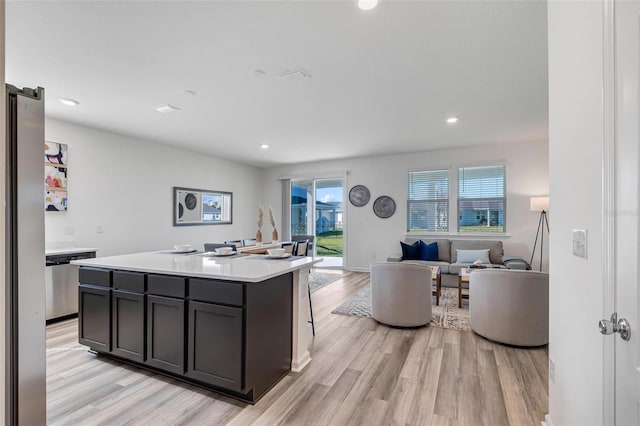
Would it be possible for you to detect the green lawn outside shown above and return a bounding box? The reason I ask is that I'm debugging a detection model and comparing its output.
[316,231,343,257]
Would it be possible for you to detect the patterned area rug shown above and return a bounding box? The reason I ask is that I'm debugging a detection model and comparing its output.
[331,285,471,331]
[309,272,343,293]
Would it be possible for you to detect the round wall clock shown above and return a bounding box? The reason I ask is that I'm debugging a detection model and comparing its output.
[373,196,396,218]
[349,185,371,207]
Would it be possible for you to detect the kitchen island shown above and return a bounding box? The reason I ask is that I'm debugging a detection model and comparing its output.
[72,251,321,403]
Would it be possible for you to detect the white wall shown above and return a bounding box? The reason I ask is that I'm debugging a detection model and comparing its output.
[45,119,262,256]
[261,140,548,271]
[547,1,604,424]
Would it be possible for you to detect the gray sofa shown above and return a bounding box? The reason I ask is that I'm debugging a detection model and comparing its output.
[387,237,505,274]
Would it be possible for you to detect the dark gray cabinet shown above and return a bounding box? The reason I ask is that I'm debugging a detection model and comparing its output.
[111,290,145,362]
[78,267,293,403]
[146,295,185,375]
[78,285,111,351]
[186,301,243,391]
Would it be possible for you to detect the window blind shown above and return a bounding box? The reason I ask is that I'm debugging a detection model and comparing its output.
[457,165,505,232]
[407,169,449,232]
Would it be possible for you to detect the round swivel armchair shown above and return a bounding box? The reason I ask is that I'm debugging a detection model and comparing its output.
[370,262,433,327]
[469,269,549,346]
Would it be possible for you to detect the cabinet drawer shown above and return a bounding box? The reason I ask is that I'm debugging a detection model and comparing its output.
[189,279,243,306]
[79,267,111,287]
[148,274,186,298]
[113,271,145,293]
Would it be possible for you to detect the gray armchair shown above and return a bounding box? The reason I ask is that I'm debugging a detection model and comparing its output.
[469,269,549,346]
[370,262,433,327]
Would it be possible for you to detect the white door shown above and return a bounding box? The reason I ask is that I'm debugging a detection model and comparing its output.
[612,0,640,422]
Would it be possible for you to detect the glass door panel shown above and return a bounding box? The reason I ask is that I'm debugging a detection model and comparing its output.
[314,179,343,262]
[290,180,313,237]
[290,178,344,268]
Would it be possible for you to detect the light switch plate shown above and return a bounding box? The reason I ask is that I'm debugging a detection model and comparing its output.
[573,229,587,259]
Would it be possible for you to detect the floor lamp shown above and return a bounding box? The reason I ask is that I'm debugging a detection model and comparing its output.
[530,196,550,271]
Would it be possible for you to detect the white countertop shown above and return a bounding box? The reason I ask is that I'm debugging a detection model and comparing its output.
[45,247,99,256]
[71,251,322,282]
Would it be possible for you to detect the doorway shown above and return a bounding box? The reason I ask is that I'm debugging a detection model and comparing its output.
[290,178,344,268]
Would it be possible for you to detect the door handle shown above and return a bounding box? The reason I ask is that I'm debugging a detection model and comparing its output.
[599,312,631,341]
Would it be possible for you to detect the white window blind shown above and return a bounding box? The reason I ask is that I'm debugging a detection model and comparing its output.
[458,165,505,232]
[407,169,449,232]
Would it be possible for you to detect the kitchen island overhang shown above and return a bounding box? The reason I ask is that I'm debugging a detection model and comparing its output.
[72,251,321,403]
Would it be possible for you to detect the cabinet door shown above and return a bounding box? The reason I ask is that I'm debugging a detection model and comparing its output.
[146,295,185,374]
[78,285,111,352]
[112,290,145,363]
[186,301,243,392]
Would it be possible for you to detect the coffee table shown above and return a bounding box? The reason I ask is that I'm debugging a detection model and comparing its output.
[431,266,442,305]
[458,268,471,307]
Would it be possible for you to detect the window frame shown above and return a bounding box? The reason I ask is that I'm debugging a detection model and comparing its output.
[456,164,507,234]
[406,168,451,233]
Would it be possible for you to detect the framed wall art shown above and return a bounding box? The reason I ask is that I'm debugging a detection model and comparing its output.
[173,187,233,226]
[45,141,68,211]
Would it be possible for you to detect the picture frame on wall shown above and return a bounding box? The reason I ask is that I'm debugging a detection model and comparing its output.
[45,141,68,211]
[173,187,233,226]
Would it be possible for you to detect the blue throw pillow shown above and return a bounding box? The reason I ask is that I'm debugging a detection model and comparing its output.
[419,241,439,261]
[400,241,420,260]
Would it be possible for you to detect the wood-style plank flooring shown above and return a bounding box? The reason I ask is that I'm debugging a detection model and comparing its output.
[46,270,548,425]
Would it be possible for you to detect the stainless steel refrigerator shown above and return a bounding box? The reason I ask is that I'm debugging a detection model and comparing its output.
[5,85,46,425]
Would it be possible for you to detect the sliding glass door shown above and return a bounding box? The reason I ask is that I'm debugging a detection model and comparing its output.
[291,180,313,236]
[290,178,344,268]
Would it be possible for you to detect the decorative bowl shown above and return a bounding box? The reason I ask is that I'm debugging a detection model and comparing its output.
[267,248,286,257]
[215,247,234,255]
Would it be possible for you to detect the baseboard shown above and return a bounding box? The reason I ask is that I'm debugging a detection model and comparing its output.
[542,413,553,426]
[344,266,369,273]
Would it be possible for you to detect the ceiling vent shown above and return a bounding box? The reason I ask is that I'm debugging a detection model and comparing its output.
[153,104,181,113]
[278,69,311,82]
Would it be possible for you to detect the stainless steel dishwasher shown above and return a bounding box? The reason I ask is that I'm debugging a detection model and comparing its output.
[45,251,96,323]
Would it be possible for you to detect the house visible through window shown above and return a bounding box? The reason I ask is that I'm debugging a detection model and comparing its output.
[458,165,506,233]
[407,169,449,232]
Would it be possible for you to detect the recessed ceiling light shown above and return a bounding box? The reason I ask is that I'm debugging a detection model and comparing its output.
[260,144,269,149]
[358,0,378,11]
[446,117,459,124]
[153,104,181,113]
[59,98,79,106]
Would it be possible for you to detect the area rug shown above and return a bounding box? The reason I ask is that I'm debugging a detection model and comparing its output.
[309,272,343,293]
[331,286,471,331]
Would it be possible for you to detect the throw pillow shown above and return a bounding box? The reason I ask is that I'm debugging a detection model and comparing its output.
[456,249,491,264]
[419,241,439,261]
[400,241,420,260]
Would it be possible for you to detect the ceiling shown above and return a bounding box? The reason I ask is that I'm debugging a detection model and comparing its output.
[6,0,548,168]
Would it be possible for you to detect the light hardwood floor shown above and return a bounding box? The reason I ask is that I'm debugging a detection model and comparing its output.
[46,271,548,425]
